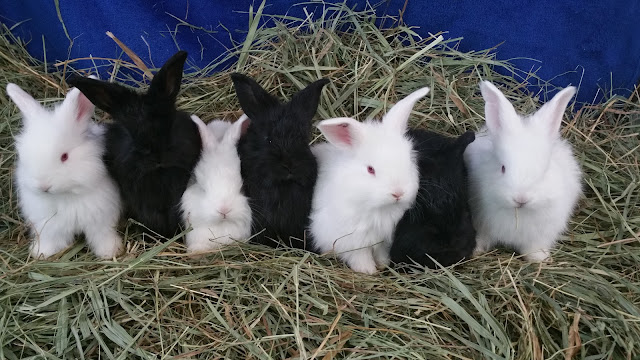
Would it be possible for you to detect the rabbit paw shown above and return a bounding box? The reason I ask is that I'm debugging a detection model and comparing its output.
[523,248,552,263]
[345,250,378,274]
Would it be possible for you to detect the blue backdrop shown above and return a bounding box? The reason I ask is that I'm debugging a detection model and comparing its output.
[1,1,639,103]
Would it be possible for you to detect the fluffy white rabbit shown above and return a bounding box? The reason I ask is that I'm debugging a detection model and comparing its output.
[7,83,123,259]
[309,87,429,274]
[464,81,582,262]
[180,115,252,253]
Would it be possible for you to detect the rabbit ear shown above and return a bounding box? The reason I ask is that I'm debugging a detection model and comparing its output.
[479,81,521,135]
[317,117,364,150]
[6,83,45,123]
[148,51,187,101]
[287,78,329,123]
[451,131,476,155]
[231,73,280,120]
[382,87,430,133]
[59,88,94,127]
[534,86,576,136]
[191,115,216,149]
[223,114,251,146]
[66,76,130,114]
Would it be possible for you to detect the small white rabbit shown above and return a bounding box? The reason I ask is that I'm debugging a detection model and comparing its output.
[180,115,252,253]
[7,83,123,259]
[309,87,429,274]
[464,81,582,262]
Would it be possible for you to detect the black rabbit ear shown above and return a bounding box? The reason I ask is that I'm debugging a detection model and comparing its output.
[231,73,280,120]
[66,76,131,114]
[287,78,329,122]
[452,131,476,154]
[148,51,188,101]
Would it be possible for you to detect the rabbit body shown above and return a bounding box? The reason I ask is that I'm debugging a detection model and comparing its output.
[231,74,328,249]
[181,115,252,252]
[310,87,429,273]
[7,83,123,259]
[464,81,582,261]
[68,51,201,237]
[391,130,477,268]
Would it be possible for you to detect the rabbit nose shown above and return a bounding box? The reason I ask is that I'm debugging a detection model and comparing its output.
[513,196,530,208]
[217,206,231,219]
[39,184,52,193]
[391,190,405,201]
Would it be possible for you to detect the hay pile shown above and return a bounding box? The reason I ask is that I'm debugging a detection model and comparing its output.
[1,3,639,359]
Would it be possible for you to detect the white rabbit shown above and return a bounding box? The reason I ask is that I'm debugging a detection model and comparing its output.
[7,83,123,259]
[206,120,232,141]
[180,115,252,253]
[309,87,428,274]
[464,81,582,262]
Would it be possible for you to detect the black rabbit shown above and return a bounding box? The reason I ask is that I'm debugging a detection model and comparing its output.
[67,51,201,237]
[231,73,328,249]
[390,129,477,269]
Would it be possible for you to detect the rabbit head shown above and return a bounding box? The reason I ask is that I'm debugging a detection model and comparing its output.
[187,114,251,225]
[410,130,476,213]
[478,81,576,210]
[7,83,105,195]
[231,73,328,187]
[316,87,430,212]
[67,51,192,152]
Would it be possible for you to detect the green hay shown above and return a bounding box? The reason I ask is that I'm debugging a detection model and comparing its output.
[1,2,639,359]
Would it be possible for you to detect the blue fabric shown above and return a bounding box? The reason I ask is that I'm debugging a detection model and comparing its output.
[1,1,638,103]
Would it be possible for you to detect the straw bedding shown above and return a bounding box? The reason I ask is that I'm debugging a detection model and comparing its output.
[0,3,638,359]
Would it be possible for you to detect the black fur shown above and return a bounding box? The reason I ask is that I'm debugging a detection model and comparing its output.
[231,73,328,249]
[390,129,477,269]
[67,51,201,237]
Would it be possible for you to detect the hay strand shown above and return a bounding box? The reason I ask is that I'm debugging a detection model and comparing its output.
[0,2,638,359]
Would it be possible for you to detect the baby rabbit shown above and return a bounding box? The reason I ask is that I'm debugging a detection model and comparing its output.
[180,115,252,253]
[67,51,201,238]
[310,87,429,274]
[391,130,477,269]
[464,81,582,262]
[231,74,329,249]
[7,83,123,259]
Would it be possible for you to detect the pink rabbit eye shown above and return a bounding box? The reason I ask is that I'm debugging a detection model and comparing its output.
[61,153,69,162]
[367,166,376,176]
[501,165,505,174]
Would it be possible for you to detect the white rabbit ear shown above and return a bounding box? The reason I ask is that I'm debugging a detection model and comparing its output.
[223,114,250,145]
[317,117,364,150]
[6,83,45,122]
[382,87,430,133]
[479,81,521,134]
[191,115,216,149]
[60,88,95,126]
[534,86,576,136]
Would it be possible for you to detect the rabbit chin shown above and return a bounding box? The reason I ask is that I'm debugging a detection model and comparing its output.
[185,222,251,252]
[24,182,81,196]
[365,196,415,215]
[496,190,549,211]
[210,216,246,227]
[188,209,251,231]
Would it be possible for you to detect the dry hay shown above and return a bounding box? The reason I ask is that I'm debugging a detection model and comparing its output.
[0,3,638,359]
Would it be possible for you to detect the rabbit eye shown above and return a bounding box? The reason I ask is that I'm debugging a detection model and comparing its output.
[367,166,376,176]
[501,165,505,174]
[60,153,69,162]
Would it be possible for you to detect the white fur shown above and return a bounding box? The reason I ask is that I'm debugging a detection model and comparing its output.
[7,83,123,259]
[180,115,252,253]
[464,81,582,262]
[310,87,429,273]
